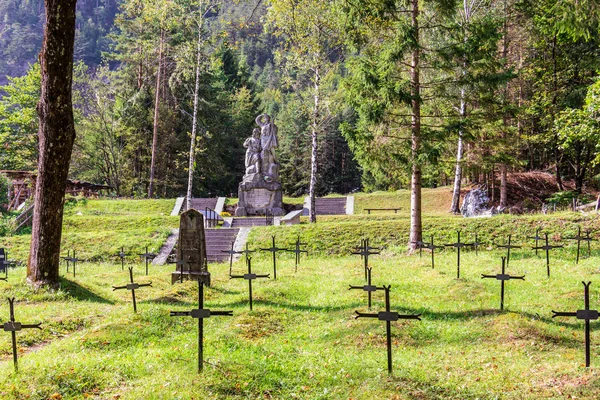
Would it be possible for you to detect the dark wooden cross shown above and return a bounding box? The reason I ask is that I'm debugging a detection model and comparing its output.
[2,298,42,370]
[564,227,594,264]
[260,236,287,280]
[496,234,521,267]
[230,257,269,310]
[481,257,525,310]
[532,233,563,277]
[238,243,255,265]
[288,235,308,272]
[138,246,157,276]
[444,231,474,279]
[552,281,598,367]
[354,285,421,374]
[170,281,232,372]
[349,267,377,308]
[112,267,152,313]
[424,235,444,269]
[472,233,481,256]
[528,229,543,256]
[117,247,127,270]
[414,240,430,259]
[0,249,11,281]
[221,241,240,276]
[62,250,81,277]
[172,256,195,284]
[351,238,380,281]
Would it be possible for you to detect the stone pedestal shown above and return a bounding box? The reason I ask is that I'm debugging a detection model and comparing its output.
[235,179,284,216]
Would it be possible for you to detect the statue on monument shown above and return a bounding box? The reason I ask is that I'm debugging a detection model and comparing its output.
[241,114,280,184]
[256,113,279,183]
[236,113,284,217]
[243,128,262,182]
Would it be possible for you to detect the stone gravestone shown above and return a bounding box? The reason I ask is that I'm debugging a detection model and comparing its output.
[172,209,210,285]
[235,114,284,216]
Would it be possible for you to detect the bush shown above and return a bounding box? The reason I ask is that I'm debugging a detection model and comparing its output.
[545,191,592,207]
[0,173,10,212]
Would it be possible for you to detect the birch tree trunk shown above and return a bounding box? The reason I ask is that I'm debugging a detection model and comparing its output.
[309,65,320,223]
[28,0,78,288]
[186,24,204,210]
[450,86,466,213]
[148,31,163,198]
[408,0,422,251]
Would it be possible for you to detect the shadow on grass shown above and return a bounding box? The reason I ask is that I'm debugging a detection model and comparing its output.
[218,298,367,312]
[60,277,114,304]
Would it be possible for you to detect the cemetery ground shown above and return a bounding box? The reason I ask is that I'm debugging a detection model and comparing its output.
[1,194,600,398]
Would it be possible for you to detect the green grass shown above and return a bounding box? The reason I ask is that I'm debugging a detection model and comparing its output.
[1,196,600,398]
[1,199,178,261]
[1,247,600,398]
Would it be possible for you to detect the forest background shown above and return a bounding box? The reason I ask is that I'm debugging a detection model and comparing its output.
[0,0,599,206]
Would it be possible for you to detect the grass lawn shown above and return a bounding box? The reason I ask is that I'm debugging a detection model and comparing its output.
[0,197,600,398]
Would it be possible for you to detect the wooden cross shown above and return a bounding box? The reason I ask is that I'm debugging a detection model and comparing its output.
[472,233,481,256]
[170,281,232,372]
[351,238,380,281]
[117,247,127,270]
[496,234,521,267]
[552,281,598,367]
[112,267,152,313]
[481,257,525,310]
[564,227,594,264]
[354,285,421,374]
[260,236,287,280]
[349,267,377,308]
[220,241,240,276]
[528,229,543,256]
[424,235,444,269]
[230,257,269,310]
[62,250,81,277]
[444,231,474,279]
[532,233,563,277]
[0,250,11,281]
[414,240,430,258]
[138,246,157,276]
[288,235,308,272]
[2,298,42,370]
[237,243,255,265]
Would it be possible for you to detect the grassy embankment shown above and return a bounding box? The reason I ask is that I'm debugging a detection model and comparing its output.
[0,193,599,399]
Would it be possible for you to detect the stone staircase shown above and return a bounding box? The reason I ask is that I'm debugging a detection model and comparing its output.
[187,197,218,212]
[206,228,239,263]
[303,197,347,216]
[230,217,271,228]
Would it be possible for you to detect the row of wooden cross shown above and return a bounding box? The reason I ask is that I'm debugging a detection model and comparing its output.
[350,236,599,370]
[414,228,594,278]
[61,246,158,278]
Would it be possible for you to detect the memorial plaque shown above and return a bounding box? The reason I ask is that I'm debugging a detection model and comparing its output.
[172,209,210,285]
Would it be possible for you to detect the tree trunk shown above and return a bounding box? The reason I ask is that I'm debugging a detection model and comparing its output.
[186,25,204,210]
[408,0,422,251]
[148,31,163,198]
[309,66,320,224]
[450,86,466,213]
[28,0,78,288]
[499,0,508,208]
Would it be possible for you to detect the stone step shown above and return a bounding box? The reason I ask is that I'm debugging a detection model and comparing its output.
[205,228,239,263]
[187,197,218,211]
[230,218,271,228]
[302,197,347,216]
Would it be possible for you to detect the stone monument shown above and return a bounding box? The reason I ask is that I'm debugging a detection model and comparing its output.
[235,114,284,216]
[171,209,210,285]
